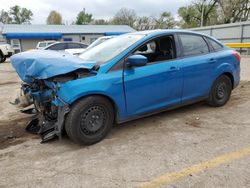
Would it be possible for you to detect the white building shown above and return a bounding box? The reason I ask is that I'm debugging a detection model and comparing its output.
[1,24,135,53]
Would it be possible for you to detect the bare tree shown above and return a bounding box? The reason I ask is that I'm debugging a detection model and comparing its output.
[217,0,250,23]
[93,19,109,25]
[135,16,154,30]
[111,8,137,28]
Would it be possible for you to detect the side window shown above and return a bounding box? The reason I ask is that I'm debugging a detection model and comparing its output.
[179,34,209,56]
[47,43,66,50]
[206,37,223,51]
[80,44,88,48]
[132,35,176,63]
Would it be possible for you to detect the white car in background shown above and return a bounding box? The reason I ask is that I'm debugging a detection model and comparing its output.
[67,36,115,56]
[87,36,114,49]
[36,41,56,50]
[0,42,14,63]
[44,42,88,55]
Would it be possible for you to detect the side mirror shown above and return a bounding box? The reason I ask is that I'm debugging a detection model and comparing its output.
[126,55,147,67]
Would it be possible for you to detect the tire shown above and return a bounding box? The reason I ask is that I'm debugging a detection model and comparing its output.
[207,75,232,107]
[65,96,114,145]
[0,51,6,63]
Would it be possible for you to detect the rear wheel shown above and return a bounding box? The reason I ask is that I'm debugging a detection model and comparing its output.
[207,75,232,107]
[0,51,6,63]
[65,96,114,145]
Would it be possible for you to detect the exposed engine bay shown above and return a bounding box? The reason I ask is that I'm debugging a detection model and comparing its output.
[9,49,99,142]
[17,68,96,142]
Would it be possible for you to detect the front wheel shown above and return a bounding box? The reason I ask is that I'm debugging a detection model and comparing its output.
[207,75,232,107]
[65,96,114,145]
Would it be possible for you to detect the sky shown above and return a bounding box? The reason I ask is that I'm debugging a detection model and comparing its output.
[0,0,190,24]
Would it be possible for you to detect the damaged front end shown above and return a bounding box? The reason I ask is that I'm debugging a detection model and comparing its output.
[22,80,70,142]
[10,50,98,142]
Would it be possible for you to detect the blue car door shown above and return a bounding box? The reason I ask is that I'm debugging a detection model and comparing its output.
[123,35,183,117]
[178,34,214,102]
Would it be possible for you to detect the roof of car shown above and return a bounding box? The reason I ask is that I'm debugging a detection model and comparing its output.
[98,36,114,39]
[52,41,86,44]
[47,41,88,46]
[131,29,206,36]
[38,40,56,43]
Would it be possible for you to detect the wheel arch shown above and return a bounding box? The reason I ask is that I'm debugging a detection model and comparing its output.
[213,62,235,89]
[208,71,235,97]
[69,93,119,123]
[221,72,234,89]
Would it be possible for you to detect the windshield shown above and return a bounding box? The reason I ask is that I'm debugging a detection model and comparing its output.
[79,34,144,64]
[47,42,55,46]
[38,42,47,47]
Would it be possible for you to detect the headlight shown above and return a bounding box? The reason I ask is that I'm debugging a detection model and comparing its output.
[5,45,11,50]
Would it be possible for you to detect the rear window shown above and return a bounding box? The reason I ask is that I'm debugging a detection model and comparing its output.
[206,37,223,51]
[179,34,209,56]
[47,43,66,50]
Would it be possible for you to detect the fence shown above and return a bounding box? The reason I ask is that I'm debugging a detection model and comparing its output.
[191,21,250,43]
[191,21,250,54]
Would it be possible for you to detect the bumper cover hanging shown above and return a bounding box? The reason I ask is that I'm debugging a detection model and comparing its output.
[25,105,70,143]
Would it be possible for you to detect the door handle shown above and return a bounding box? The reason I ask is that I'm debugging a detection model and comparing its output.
[169,66,180,71]
[209,58,216,64]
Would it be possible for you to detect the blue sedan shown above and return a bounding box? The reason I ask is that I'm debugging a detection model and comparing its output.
[11,30,241,145]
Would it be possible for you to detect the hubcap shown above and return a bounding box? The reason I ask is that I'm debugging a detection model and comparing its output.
[217,82,226,99]
[80,106,106,135]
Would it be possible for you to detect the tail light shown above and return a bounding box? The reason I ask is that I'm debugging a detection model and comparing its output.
[233,51,241,62]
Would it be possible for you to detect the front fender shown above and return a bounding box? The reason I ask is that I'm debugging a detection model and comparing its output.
[54,71,127,121]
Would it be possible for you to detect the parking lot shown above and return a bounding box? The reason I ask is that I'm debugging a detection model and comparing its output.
[0,57,250,188]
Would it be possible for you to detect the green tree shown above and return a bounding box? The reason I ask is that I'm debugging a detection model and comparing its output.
[178,0,218,28]
[153,12,176,29]
[0,6,33,24]
[9,5,33,24]
[178,6,201,28]
[111,8,137,28]
[76,9,93,24]
[0,10,12,24]
[46,10,62,25]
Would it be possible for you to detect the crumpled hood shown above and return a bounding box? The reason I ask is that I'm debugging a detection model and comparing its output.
[11,50,96,83]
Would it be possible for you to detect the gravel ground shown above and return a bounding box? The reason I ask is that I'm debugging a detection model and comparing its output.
[0,57,250,188]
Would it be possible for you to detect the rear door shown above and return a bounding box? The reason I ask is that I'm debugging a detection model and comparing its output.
[178,33,215,102]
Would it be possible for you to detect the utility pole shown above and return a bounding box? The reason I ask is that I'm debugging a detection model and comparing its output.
[201,0,206,27]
